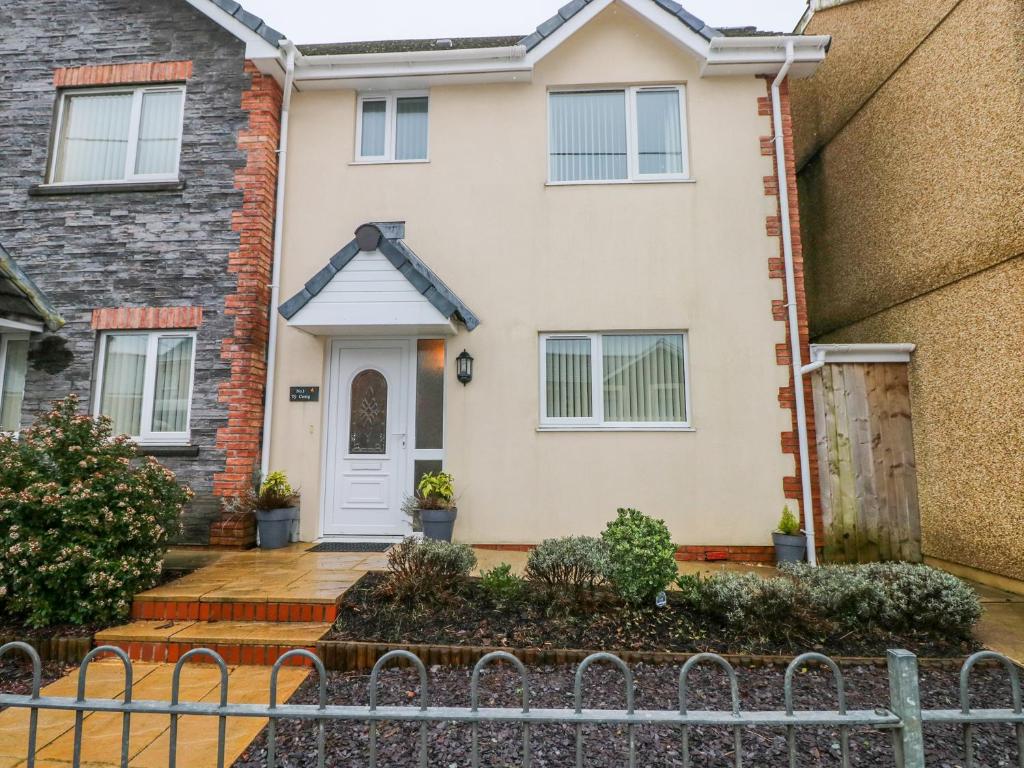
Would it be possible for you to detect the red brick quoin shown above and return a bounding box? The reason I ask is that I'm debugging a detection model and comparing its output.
[758,77,823,549]
[209,62,282,549]
[54,61,193,88]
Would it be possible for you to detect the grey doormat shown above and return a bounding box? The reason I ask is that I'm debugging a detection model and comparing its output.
[306,542,393,553]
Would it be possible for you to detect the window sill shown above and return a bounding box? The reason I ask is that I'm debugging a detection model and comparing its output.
[545,178,696,187]
[29,179,185,196]
[137,444,199,458]
[349,159,430,166]
[537,425,695,433]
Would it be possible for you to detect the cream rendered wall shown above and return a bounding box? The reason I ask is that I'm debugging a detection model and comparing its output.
[271,2,795,545]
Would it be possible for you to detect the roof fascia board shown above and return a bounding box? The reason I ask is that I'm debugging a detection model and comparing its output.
[0,317,44,333]
[295,45,526,67]
[182,0,282,60]
[702,35,830,76]
[523,0,711,66]
[293,58,533,87]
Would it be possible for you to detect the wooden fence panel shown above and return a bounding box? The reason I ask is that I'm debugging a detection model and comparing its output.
[812,362,922,563]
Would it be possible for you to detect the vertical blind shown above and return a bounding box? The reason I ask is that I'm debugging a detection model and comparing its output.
[0,339,29,432]
[135,90,183,175]
[360,100,387,157]
[99,334,147,436]
[152,336,193,433]
[55,92,133,182]
[636,90,683,175]
[395,96,428,160]
[549,91,627,182]
[545,337,593,418]
[603,334,685,422]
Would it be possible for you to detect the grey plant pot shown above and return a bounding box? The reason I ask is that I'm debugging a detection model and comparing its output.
[255,507,299,550]
[772,531,807,564]
[420,507,457,542]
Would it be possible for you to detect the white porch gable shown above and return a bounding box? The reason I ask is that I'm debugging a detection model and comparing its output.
[287,249,456,335]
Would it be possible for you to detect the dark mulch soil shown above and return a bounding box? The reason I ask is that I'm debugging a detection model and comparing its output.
[329,572,978,658]
[0,657,72,709]
[235,662,1022,767]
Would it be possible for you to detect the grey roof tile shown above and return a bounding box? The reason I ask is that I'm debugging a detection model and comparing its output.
[536,13,566,38]
[0,242,64,331]
[518,32,544,51]
[558,0,589,19]
[279,223,480,331]
[207,0,285,45]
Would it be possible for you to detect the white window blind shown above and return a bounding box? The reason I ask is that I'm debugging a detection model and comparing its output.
[96,331,195,444]
[0,336,29,433]
[541,333,689,428]
[52,85,185,184]
[356,92,429,162]
[548,86,688,183]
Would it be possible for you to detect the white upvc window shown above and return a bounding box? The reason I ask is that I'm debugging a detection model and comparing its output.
[355,91,429,163]
[0,333,30,434]
[94,330,196,445]
[539,332,692,430]
[49,85,186,184]
[548,85,690,184]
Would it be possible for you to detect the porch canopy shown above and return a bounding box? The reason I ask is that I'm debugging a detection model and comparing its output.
[278,222,479,336]
[0,242,64,333]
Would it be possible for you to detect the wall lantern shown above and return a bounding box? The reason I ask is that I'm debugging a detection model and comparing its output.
[456,350,474,385]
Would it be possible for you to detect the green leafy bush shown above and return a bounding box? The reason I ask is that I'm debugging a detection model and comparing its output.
[416,471,455,510]
[777,505,800,535]
[0,396,191,627]
[479,562,525,607]
[782,562,981,633]
[256,471,298,510]
[525,536,609,600]
[698,572,799,629]
[602,508,678,605]
[382,537,477,602]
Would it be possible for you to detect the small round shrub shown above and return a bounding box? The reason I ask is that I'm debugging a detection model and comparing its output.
[602,508,678,605]
[0,396,191,628]
[524,536,609,598]
[479,562,525,607]
[384,537,477,602]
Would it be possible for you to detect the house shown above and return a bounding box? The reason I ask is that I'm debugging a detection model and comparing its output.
[0,0,288,546]
[791,0,1024,589]
[265,0,831,557]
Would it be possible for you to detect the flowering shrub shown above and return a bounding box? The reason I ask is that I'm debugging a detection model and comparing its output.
[0,396,191,627]
[602,508,679,605]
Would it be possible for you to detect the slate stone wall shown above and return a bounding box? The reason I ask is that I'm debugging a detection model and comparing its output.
[0,0,257,543]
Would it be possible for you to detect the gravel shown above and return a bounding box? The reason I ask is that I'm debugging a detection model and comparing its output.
[0,657,72,710]
[235,662,1022,767]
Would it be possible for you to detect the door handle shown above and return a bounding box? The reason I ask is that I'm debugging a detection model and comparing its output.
[394,433,407,449]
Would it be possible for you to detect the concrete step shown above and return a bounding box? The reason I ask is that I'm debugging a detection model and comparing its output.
[131,597,338,623]
[95,620,331,665]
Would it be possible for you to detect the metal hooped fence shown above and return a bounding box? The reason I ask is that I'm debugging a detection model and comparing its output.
[1,641,1023,768]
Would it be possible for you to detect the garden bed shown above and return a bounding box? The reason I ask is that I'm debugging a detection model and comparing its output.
[234,662,1021,767]
[329,571,979,659]
[0,656,72,706]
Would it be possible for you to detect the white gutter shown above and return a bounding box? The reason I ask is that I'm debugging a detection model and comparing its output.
[296,44,526,67]
[771,40,818,566]
[260,41,296,480]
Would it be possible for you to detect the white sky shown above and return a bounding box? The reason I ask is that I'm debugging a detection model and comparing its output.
[240,0,809,45]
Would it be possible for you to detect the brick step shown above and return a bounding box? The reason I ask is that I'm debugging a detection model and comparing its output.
[131,598,338,623]
[96,620,330,666]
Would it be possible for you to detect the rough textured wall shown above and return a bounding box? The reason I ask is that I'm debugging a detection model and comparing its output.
[797,0,1024,335]
[792,0,960,166]
[0,0,253,543]
[818,258,1024,580]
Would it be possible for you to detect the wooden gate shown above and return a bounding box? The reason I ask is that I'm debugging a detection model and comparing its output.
[810,345,921,563]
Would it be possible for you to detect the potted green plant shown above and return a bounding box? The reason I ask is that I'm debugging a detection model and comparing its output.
[772,505,806,564]
[254,471,299,550]
[414,471,458,541]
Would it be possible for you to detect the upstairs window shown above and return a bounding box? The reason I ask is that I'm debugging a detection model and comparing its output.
[51,85,185,184]
[548,86,688,183]
[94,331,195,444]
[356,92,429,162]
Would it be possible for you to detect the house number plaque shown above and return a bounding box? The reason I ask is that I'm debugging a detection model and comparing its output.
[289,386,320,402]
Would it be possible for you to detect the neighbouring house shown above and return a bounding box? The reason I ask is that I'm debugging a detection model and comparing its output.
[0,0,288,546]
[265,0,831,557]
[792,0,1024,585]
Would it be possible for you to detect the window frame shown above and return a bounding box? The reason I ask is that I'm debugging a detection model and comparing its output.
[48,84,186,186]
[93,329,197,445]
[546,85,691,185]
[538,331,693,431]
[354,90,430,164]
[0,332,31,435]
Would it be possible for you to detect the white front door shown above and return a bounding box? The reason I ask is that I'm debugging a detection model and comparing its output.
[324,340,411,536]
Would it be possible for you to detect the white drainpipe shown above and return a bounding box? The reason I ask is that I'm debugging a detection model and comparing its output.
[260,42,296,480]
[771,41,818,566]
